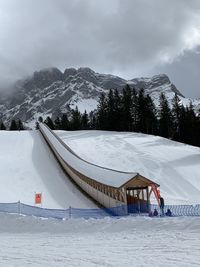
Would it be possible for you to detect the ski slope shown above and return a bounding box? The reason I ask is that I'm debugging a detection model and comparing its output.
[0,130,96,209]
[57,130,200,205]
[0,213,200,266]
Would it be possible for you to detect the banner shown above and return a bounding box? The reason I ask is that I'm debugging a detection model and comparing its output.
[35,193,42,204]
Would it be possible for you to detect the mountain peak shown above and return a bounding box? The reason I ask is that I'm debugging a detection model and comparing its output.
[130,73,184,97]
[0,67,198,126]
[77,67,95,74]
[21,67,63,91]
[33,67,63,80]
[64,68,77,78]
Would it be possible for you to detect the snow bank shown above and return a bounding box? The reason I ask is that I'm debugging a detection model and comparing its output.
[0,130,96,209]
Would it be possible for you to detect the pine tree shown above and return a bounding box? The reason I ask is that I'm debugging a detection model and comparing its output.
[54,117,61,130]
[183,103,198,145]
[196,110,200,146]
[89,111,97,129]
[158,93,173,138]
[0,122,6,130]
[35,121,39,130]
[107,89,116,130]
[189,103,199,146]
[131,88,139,132]
[96,93,108,130]
[17,119,24,130]
[171,93,182,140]
[179,105,187,143]
[61,114,70,130]
[9,120,18,130]
[137,89,147,133]
[145,94,158,134]
[113,89,122,131]
[71,106,81,130]
[38,116,43,123]
[44,117,55,130]
[81,110,89,130]
[121,85,133,131]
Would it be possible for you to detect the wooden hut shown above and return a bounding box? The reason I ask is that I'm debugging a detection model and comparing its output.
[39,123,160,215]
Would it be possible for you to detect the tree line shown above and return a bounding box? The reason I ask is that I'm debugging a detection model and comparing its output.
[42,85,200,147]
[1,85,199,147]
[0,119,24,131]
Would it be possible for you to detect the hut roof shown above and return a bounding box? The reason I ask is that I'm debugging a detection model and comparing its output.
[40,124,158,188]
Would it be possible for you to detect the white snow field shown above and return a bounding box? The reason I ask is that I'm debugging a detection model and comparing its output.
[57,130,200,205]
[0,130,96,209]
[0,213,200,266]
[0,130,200,266]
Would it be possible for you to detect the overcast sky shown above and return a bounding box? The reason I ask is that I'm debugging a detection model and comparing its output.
[0,0,200,98]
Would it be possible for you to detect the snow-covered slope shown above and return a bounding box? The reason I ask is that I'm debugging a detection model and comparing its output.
[0,130,97,208]
[0,67,199,127]
[57,130,200,205]
[0,214,200,266]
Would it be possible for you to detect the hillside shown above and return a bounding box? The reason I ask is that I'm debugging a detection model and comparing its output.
[0,130,97,208]
[57,130,200,205]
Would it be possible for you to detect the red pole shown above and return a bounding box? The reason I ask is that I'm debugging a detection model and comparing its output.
[151,184,160,206]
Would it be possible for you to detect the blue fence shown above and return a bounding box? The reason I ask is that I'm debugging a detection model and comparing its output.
[151,204,200,217]
[0,202,200,219]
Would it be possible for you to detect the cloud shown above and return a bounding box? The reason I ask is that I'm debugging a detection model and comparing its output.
[153,47,200,98]
[0,0,200,97]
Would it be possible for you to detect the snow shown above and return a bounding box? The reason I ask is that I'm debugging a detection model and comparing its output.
[40,124,137,187]
[56,130,200,205]
[0,130,97,209]
[1,128,200,266]
[0,213,200,266]
[70,98,98,113]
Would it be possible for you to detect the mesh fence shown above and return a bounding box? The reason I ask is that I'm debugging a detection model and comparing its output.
[151,204,200,217]
[0,202,200,219]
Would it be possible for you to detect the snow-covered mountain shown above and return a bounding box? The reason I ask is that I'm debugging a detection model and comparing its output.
[0,67,199,127]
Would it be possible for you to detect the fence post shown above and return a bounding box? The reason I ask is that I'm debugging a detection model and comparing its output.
[69,206,71,219]
[18,200,21,215]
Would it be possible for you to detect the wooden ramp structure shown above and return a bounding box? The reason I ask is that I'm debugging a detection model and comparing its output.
[39,124,160,215]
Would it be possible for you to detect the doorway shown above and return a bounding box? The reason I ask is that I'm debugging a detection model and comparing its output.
[126,187,149,213]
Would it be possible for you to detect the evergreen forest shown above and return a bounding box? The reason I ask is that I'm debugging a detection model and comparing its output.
[1,85,200,147]
[43,85,200,147]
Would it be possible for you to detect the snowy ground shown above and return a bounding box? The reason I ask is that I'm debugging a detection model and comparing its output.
[57,130,200,205]
[0,130,96,209]
[0,213,200,266]
[1,130,200,266]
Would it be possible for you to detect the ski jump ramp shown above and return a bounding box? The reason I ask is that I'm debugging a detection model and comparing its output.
[39,124,159,213]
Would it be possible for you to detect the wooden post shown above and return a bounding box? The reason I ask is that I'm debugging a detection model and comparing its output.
[18,200,21,215]
[147,187,150,213]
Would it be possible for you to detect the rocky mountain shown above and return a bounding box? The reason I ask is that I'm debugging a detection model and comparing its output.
[0,67,199,128]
